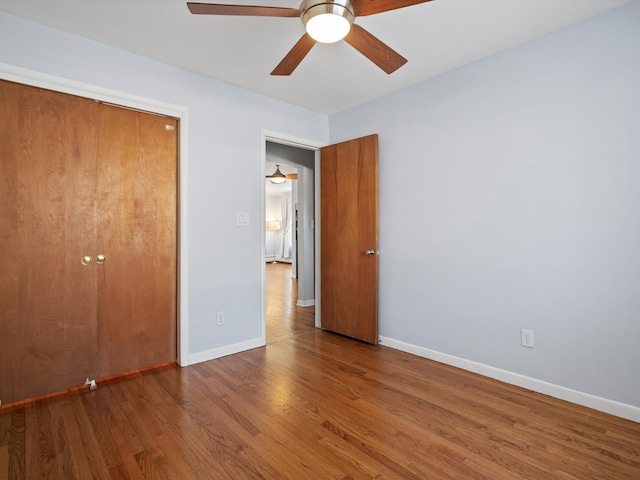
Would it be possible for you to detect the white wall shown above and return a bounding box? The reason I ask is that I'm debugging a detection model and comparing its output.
[0,12,329,362]
[330,1,640,416]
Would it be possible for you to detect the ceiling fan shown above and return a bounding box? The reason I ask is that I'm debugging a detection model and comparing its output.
[187,0,433,75]
[266,164,297,183]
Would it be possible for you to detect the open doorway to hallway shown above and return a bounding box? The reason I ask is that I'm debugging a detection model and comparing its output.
[265,140,317,344]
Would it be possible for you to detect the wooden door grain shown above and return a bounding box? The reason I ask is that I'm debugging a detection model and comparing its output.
[320,134,379,344]
[0,81,178,405]
[96,104,177,377]
[0,80,99,403]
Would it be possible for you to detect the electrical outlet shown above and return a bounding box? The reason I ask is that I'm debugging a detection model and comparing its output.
[521,329,534,348]
[216,311,225,326]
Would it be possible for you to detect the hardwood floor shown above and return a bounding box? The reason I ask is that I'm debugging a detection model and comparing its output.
[1,264,639,479]
[266,262,316,345]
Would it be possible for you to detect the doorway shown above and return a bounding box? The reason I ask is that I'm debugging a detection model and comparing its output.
[261,131,381,347]
[262,134,323,344]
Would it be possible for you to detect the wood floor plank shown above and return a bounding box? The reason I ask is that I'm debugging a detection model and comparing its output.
[0,444,8,480]
[44,400,74,479]
[0,407,12,480]
[67,393,111,480]
[117,381,208,479]
[48,398,92,480]
[8,406,25,480]
[79,391,123,471]
[193,368,358,479]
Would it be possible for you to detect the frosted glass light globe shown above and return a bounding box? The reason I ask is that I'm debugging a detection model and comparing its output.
[301,1,354,44]
[305,13,351,43]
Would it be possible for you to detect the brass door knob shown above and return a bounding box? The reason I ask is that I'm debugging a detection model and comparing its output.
[81,255,92,266]
[96,254,106,264]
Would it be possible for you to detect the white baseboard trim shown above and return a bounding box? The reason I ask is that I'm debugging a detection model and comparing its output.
[187,338,264,366]
[379,336,640,424]
[296,299,315,307]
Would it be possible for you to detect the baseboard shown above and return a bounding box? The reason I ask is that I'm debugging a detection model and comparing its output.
[188,338,264,365]
[379,336,640,424]
[296,299,315,307]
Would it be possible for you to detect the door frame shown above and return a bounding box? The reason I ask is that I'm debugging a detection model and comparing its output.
[0,64,190,367]
[261,130,326,344]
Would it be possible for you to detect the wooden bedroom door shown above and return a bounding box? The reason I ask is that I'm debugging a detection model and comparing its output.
[0,80,177,405]
[320,134,379,344]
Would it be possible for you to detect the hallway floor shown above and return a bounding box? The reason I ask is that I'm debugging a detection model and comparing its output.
[266,262,316,344]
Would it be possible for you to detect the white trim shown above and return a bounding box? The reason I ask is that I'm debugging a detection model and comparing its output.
[261,130,326,342]
[0,63,190,367]
[260,132,268,347]
[0,63,184,118]
[296,299,316,307]
[188,338,264,365]
[313,149,322,328]
[263,131,326,151]
[379,336,640,424]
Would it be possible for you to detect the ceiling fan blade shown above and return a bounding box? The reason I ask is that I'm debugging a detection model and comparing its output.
[344,24,407,74]
[187,3,300,17]
[271,34,317,76]
[351,0,432,17]
[266,173,297,180]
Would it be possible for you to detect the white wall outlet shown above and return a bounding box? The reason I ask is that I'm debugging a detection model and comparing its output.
[521,329,534,348]
[216,311,225,326]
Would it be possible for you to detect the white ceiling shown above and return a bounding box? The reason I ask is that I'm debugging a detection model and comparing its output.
[0,0,631,115]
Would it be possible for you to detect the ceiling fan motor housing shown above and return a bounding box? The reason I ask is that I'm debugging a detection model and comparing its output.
[300,0,355,43]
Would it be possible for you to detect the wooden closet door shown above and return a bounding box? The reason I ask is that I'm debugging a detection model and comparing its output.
[95,104,177,377]
[0,80,99,404]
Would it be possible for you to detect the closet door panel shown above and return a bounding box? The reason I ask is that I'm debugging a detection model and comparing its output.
[96,104,177,377]
[0,81,98,403]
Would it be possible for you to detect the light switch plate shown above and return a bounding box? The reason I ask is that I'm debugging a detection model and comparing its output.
[237,212,249,226]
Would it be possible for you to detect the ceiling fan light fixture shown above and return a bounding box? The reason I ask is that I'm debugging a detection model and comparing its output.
[269,164,287,184]
[301,0,354,44]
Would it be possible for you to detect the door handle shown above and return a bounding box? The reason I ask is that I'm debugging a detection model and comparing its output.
[81,255,92,265]
[96,254,106,264]
[364,249,379,256]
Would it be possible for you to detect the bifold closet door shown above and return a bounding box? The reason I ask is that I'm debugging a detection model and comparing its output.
[0,81,177,405]
[0,80,99,403]
[95,104,177,378]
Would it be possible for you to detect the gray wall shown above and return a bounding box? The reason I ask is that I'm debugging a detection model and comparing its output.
[266,142,315,169]
[330,1,640,409]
